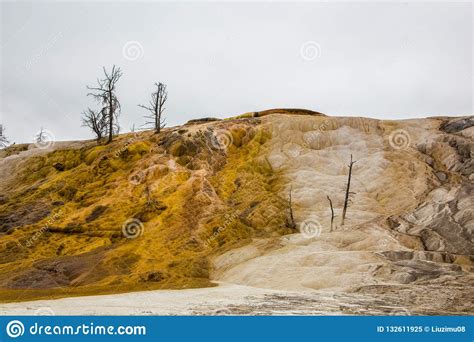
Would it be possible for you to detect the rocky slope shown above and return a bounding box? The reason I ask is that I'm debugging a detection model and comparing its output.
[0,110,472,314]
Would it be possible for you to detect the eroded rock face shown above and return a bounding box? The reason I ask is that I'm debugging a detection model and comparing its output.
[386,117,473,257]
[390,183,473,255]
[212,114,473,314]
[440,116,474,134]
[0,112,472,314]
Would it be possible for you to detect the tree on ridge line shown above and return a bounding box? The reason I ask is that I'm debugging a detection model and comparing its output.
[81,108,107,142]
[139,82,168,133]
[0,124,9,148]
[86,65,122,143]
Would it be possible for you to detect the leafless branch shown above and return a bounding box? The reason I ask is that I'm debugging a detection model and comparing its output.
[327,195,334,232]
[341,154,357,226]
[86,65,122,143]
[0,124,9,148]
[35,127,47,144]
[139,82,167,133]
[82,108,107,142]
[286,185,297,229]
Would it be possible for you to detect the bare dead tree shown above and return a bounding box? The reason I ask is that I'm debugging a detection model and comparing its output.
[285,186,297,229]
[327,195,334,231]
[0,124,9,148]
[81,108,106,142]
[139,82,167,133]
[341,154,357,226]
[87,65,122,143]
[35,127,47,144]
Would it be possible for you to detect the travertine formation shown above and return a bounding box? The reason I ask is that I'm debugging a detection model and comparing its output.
[0,110,472,314]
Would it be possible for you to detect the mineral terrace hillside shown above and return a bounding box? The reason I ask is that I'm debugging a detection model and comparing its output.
[0,109,473,314]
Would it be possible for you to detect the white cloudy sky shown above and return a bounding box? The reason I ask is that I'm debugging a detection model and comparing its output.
[0,1,472,144]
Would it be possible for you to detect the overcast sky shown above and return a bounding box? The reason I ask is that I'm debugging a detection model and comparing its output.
[0,1,472,144]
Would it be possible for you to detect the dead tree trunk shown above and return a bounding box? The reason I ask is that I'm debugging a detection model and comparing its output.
[341,154,356,226]
[35,127,47,144]
[87,65,122,144]
[286,186,297,229]
[108,87,114,143]
[327,195,334,231]
[139,82,167,133]
[0,124,9,148]
[81,108,106,142]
